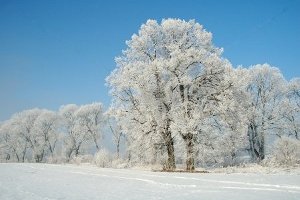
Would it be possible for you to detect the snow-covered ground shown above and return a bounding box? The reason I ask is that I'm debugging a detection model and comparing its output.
[0,163,300,200]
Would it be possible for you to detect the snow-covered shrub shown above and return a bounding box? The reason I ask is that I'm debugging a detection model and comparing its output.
[94,149,112,168]
[268,137,300,166]
[111,157,128,168]
[46,156,67,164]
[70,154,94,165]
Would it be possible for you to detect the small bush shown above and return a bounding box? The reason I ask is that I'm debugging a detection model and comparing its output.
[94,149,112,168]
[268,137,300,167]
[111,158,128,168]
[46,156,67,164]
[70,154,94,165]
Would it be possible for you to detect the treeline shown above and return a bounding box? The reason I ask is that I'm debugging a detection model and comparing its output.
[0,103,105,163]
[1,19,300,171]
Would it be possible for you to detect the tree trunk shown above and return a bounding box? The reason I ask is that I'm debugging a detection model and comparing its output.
[49,144,54,158]
[184,133,195,171]
[162,119,176,171]
[15,152,20,162]
[258,133,265,161]
[66,148,73,162]
[248,124,257,160]
[165,131,176,171]
[74,147,80,157]
[6,153,10,161]
[21,147,27,162]
[116,140,120,159]
[248,123,265,162]
[162,117,176,171]
[92,134,100,150]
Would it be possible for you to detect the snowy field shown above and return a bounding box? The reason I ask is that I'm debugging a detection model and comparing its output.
[0,163,300,200]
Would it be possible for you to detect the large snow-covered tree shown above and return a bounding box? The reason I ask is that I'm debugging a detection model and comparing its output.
[107,18,245,170]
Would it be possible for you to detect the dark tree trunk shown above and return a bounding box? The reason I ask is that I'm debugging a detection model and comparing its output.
[162,119,176,171]
[116,141,120,159]
[15,153,20,162]
[248,124,257,160]
[258,134,265,161]
[248,123,265,162]
[21,147,27,162]
[93,136,100,151]
[74,147,80,157]
[183,133,195,171]
[66,148,73,162]
[165,131,176,171]
[6,153,10,161]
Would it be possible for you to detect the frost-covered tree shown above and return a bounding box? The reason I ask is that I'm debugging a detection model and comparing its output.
[245,64,288,161]
[59,104,84,160]
[59,103,104,160]
[209,68,249,166]
[107,118,123,158]
[32,110,59,160]
[106,19,178,170]
[76,103,104,150]
[0,109,48,162]
[0,122,12,161]
[107,18,246,171]
[13,109,45,162]
[283,78,300,139]
[0,119,28,162]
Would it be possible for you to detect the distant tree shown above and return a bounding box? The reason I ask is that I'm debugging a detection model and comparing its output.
[283,78,300,139]
[107,119,123,159]
[76,102,104,150]
[59,104,83,160]
[32,110,59,160]
[59,103,104,160]
[0,109,47,162]
[13,109,45,162]
[0,119,28,162]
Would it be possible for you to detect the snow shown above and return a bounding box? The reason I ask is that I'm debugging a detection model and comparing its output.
[0,163,300,200]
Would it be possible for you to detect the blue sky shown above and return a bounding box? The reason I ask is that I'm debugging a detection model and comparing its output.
[0,0,299,121]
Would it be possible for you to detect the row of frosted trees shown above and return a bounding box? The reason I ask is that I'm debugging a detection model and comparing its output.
[0,103,104,163]
[106,19,300,171]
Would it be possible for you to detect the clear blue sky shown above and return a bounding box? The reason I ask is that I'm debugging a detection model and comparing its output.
[0,0,299,121]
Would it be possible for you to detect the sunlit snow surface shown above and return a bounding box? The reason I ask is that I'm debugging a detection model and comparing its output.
[0,163,300,200]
